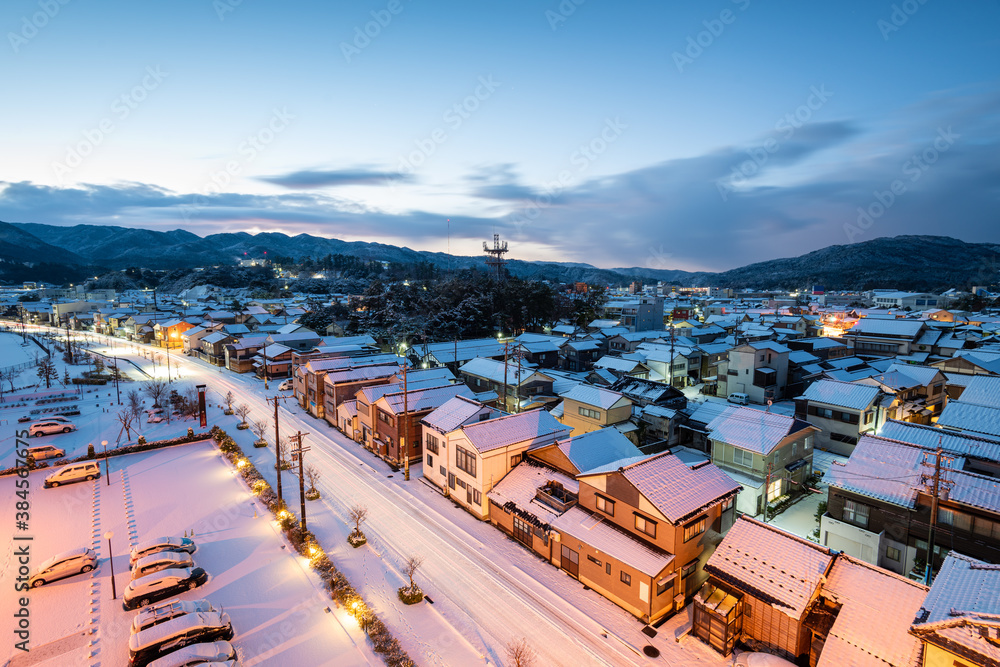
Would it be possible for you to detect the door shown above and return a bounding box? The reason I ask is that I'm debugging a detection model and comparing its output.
[560,545,579,577]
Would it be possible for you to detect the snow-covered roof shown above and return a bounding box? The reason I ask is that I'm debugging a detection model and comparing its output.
[380,383,473,415]
[486,461,579,522]
[707,406,816,456]
[851,318,925,337]
[817,555,927,667]
[706,516,833,618]
[559,384,628,410]
[324,363,401,385]
[460,409,569,454]
[798,379,881,411]
[957,374,1000,409]
[422,396,495,433]
[548,429,642,475]
[938,401,1000,438]
[877,420,1000,463]
[200,331,231,344]
[459,357,550,386]
[550,506,673,577]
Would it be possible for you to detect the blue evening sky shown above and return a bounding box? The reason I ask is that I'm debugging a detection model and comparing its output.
[1,0,997,271]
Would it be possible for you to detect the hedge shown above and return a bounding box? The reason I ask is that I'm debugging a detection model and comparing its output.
[72,378,107,385]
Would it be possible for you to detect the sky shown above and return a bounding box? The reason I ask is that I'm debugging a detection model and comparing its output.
[0,0,998,272]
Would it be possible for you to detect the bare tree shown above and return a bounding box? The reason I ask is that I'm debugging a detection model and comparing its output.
[143,380,168,408]
[305,464,322,494]
[251,417,270,442]
[224,390,235,412]
[36,357,58,389]
[2,367,16,394]
[183,386,200,417]
[276,436,289,468]
[348,504,368,536]
[127,389,144,420]
[403,555,424,591]
[93,356,105,375]
[235,403,251,426]
[117,408,137,441]
[0,368,12,400]
[505,638,537,667]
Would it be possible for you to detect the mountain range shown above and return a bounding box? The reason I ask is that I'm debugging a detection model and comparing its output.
[1,220,998,292]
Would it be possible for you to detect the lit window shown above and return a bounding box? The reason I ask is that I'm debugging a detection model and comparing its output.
[683,517,706,542]
[620,571,631,586]
[843,499,870,528]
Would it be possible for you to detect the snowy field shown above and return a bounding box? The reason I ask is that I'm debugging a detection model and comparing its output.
[0,440,378,666]
[2,326,735,667]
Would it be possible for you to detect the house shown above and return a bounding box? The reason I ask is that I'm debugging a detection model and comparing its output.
[153,319,194,348]
[180,325,218,355]
[198,331,234,366]
[592,355,650,379]
[458,357,555,413]
[822,434,1000,577]
[856,363,947,425]
[845,317,927,357]
[371,383,475,465]
[419,338,506,372]
[937,375,1000,439]
[910,552,1000,667]
[253,343,295,379]
[870,291,944,309]
[609,375,686,409]
[223,334,269,373]
[794,379,883,455]
[620,296,664,332]
[718,341,791,404]
[354,369,457,450]
[294,353,400,418]
[552,451,741,623]
[787,336,850,361]
[265,331,323,352]
[695,516,926,664]
[931,349,1000,377]
[560,339,602,372]
[708,406,819,517]
[422,405,569,519]
[527,427,643,477]
[556,384,633,437]
[321,362,405,425]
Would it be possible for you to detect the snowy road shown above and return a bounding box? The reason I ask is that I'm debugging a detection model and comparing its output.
[28,327,731,667]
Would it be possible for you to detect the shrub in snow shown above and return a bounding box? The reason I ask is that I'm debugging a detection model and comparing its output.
[254,439,268,448]
[87,443,95,459]
[137,435,146,445]
[187,427,194,437]
[397,585,424,605]
[347,531,366,548]
[236,423,250,430]
[223,408,234,415]
[305,488,320,501]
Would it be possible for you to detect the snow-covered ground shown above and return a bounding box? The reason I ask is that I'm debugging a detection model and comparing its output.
[0,440,378,666]
[768,449,845,541]
[5,326,735,667]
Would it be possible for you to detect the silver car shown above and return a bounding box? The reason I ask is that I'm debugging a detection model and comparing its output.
[29,547,97,587]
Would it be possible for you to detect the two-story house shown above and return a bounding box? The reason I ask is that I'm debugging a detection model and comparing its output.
[321,362,406,425]
[845,317,926,357]
[370,382,473,465]
[708,405,819,517]
[560,339,602,372]
[794,379,883,455]
[556,384,633,437]
[718,341,791,404]
[458,357,554,413]
[856,363,947,425]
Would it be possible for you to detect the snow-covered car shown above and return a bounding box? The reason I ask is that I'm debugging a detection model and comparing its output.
[29,420,77,437]
[144,640,236,667]
[122,567,209,610]
[734,652,798,667]
[278,379,293,391]
[148,414,165,424]
[132,598,216,634]
[29,547,97,587]
[130,536,197,567]
[25,444,66,461]
[147,408,165,417]
[44,461,101,488]
[128,611,233,666]
[131,551,195,580]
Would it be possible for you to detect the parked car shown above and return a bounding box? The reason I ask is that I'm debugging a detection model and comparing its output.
[130,537,197,567]
[727,392,750,405]
[278,379,293,391]
[132,598,216,634]
[734,652,798,667]
[131,551,195,580]
[122,567,209,610]
[127,611,233,666]
[44,461,101,488]
[25,444,66,461]
[29,420,77,437]
[18,415,31,423]
[145,641,236,667]
[29,547,97,587]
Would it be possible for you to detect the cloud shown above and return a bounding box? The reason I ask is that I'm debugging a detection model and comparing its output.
[258,167,413,189]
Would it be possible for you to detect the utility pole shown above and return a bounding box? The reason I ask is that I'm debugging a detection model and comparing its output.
[290,431,311,531]
[763,462,773,523]
[924,439,946,585]
[113,354,120,405]
[502,340,509,412]
[402,363,410,481]
[262,342,269,390]
[266,394,291,508]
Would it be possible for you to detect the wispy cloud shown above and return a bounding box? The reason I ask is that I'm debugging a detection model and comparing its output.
[258,167,413,189]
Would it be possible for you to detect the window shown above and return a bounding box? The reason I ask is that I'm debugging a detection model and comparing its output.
[605,562,611,575]
[886,546,901,562]
[426,454,433,467]
[864,411,874,425]
[425,433,439,454]
[635,514,657,538]
[512,516,532,546]
[587,555,602,566]
[767,478,782,502]
[656,578,674,596]
[596,495,615,516]
[510,453,522,467]
[620,571,632,586]
[456,446,477,477]
[578,406,600,420]
[843,499,870,528]
[473,489,481,505]
[683,516,706,542]
[721,497,734,513]
[377,409,393,425]
[681,559,698,578]
[732,448,753,468]
[439,466,446,477]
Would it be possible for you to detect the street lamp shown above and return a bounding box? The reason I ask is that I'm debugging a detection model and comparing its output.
[102,440,110,486]
[105,530,117,600]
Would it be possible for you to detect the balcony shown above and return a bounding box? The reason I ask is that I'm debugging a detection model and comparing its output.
[535,481,577,514]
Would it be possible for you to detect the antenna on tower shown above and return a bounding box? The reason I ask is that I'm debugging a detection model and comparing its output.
[483,233,509,281]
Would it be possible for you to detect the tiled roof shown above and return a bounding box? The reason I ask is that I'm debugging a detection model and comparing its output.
[460,409,569,454]
[877,420,1000,463]
[817,555,927,667]
[957,374,1000,409]
[422,396,493,433]
[486,461,579,523]
[938,401,1000,438]
[549,429,642,474]
[559,384,628,410]
[851,318,925,337]
[798,379,881,411]
[707,406,816,456]
[706,516,833,618]
[611,452,741,524]
[550,506,674,577]
[381,383,473,414]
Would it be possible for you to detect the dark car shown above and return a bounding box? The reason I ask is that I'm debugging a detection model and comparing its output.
[127,611,233,667]
[122,567,209,611]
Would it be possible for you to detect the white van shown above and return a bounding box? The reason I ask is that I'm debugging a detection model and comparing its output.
[727,392,749,405]
[26,444,66,461]
[44,461,101,488]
